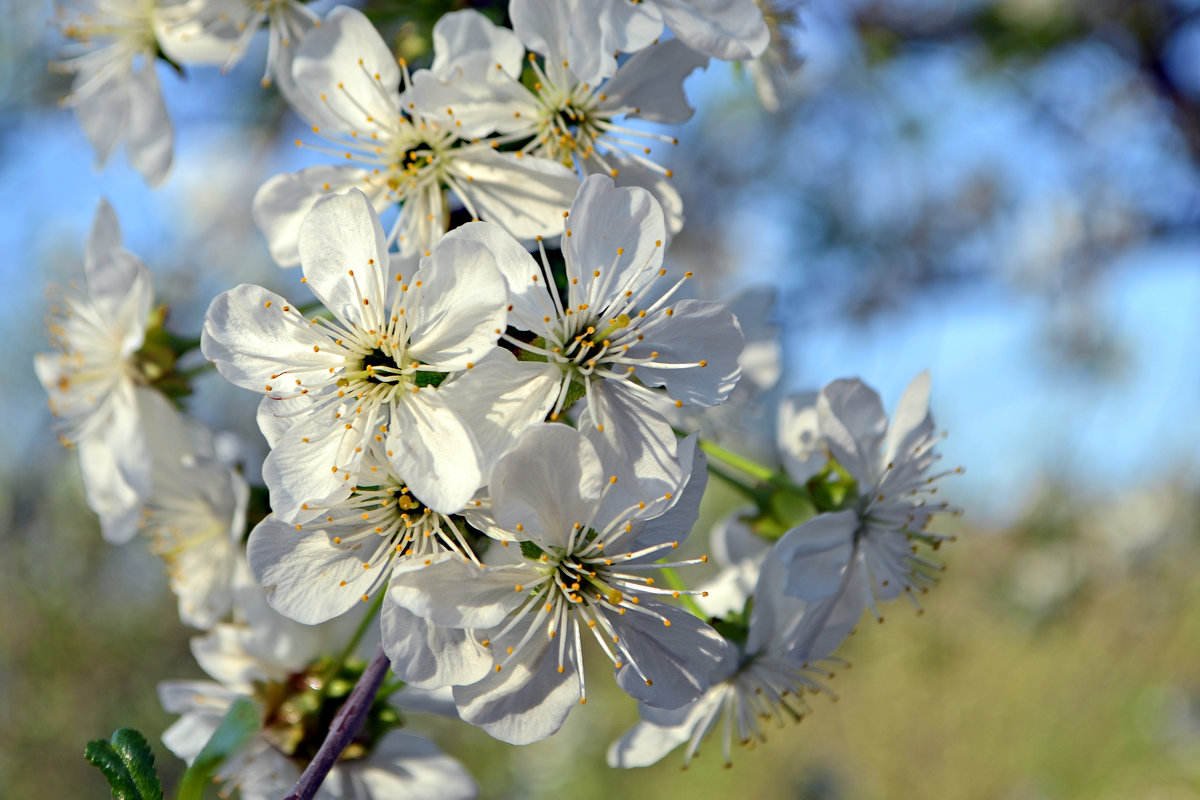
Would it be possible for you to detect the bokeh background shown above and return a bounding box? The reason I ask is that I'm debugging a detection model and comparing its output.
[3,0,1200,797]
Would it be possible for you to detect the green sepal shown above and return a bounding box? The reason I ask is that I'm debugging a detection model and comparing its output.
[413,370,447,388]
[176,697,260,800]
[515,336,549,363]
[520,540,545,560]
[84,728,163,800]
[711,598,754,646]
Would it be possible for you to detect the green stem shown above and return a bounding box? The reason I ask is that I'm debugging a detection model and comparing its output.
[698,438,776,482]
[706,462,767,505]
[658,566,707,619]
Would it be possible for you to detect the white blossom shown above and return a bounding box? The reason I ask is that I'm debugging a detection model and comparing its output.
[411,8,709,235]
[53,0,173,185]
[252,5,579,266]
[776,373,959,656]
[509,0,769,87]
[449,175,744,498]
[384,424,726,744]
[203,188,510,517]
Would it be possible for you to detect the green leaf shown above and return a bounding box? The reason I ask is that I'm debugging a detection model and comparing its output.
[84,729,163,800]
[177,697,260,800]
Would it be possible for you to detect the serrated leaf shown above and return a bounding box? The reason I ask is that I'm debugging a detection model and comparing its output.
[84,729,163,800]
[177,697,260,800]
[520,540,545,560]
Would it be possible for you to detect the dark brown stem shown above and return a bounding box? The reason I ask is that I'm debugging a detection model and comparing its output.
[283,646,390,800]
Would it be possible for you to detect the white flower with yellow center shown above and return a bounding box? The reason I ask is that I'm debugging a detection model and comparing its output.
[508,0,770,86]
[776,373,960,656]
[450,174,743,496]
[384,424,726,744]
[411,9,709,235]
[53,0,173,185]
[252,5,580,266]
[202,188,509,518]
[247,452,484,626]
[35,198,164,542]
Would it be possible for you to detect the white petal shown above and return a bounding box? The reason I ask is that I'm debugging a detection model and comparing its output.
[450,224,553,338]
[566,175,664,302]
[437,353,559,478]
[604,601,727,708]
[382,596,493,689]
[247,515,379,624]
[817,378,888,485]
[124,61,173,186]
[607,690,724,768]
[201,284,341,392]
[625,299,743,406]
[656,0,770,61]
[385,392,482,513]
[885,370,934,466]
[354,731,478,800]
[431,9,525,79]
[451,149,580,241]
[452,618,580,744]
[582,382,683,510]
[85,197,122,265]
[489,424,605,550]
[778,390,824,484]
[73,69,128,168]
[388,552,532,629]
[599,39,708,124]
[262,406,375,520]
[404,236,507,370]
[291,6,401,135]
[252,165,374,268]
[775,510,858,602]
[298,189,390,329]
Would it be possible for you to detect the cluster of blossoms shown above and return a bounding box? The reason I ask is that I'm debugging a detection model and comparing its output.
[40,0,956,796]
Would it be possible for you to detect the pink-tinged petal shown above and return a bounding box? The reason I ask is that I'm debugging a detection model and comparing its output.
[431,9,525,79]
[656,0,770,61]
[817,378,888,485]
[298,189,390,329]
[452,617,580,744]
[490,424,605,551]
[292,6,400,135]
[385,392,482,513]
[451,149,580,242]
[437,353,559,478]
[437,222,547,332]
[124,61,172,187]
[252,165,374,268]
[775,510,857,603]
[625,299,743,406]
[598,39,709,124]
[382,596,493,689]
[202,284,342,392]
[404,236,507,370]
[388,552,532,629]
[565,175,664,303]
[604,600,728,708]
[247,516,379,624]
